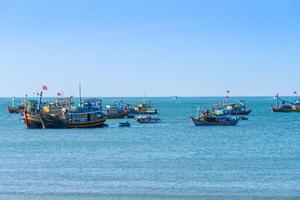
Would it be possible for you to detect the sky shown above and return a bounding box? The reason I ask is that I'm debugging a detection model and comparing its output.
[0,0,300,97]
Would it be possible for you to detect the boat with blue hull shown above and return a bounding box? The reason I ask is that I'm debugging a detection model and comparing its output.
[191,108,239,126]
[214,100,252,115]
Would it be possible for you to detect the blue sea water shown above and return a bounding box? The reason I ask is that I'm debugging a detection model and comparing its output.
[0,97,299,200]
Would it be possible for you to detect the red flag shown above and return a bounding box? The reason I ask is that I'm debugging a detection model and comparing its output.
[42,85,48,90]
[57,92,62,96]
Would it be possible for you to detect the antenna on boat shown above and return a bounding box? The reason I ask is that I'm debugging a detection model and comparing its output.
[79,81,82,106]
[293,90,298,104]
[144,89,147,98]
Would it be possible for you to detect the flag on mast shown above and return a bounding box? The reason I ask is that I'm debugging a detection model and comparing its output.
[42,85,48,90]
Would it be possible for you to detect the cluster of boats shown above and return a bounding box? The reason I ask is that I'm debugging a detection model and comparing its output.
[8,90,300,128]
[8,94,161,129]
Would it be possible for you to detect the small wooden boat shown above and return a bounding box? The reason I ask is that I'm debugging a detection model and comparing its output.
[7,97,24,113]
[106,111,128,119]
[8,106,24,113]
[24,112,43,129]
[105,101,128,119]
[191,108,239,126]
[272,96,300,112]
[222,101,252,115]
[118,121,130,127]
[134,103,158,115]
[191,116,239,126]
[23,99,43,129]
[136,115,161,123]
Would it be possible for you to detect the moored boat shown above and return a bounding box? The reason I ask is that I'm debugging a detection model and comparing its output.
[191,108,239,126]
[272,94,300,112]
[7,97,24,113]
[217,100,252,115]
[40,98,107,129]
[23,99,43,129]
[134,102,158,115]
[104,101,128,119]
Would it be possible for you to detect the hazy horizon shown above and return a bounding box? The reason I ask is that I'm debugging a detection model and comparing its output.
[1,0,300,97]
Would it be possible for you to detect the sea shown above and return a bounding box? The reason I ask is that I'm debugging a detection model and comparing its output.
[0,97,299,200]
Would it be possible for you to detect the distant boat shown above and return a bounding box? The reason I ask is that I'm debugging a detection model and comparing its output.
[221,100,252,115]
[136,115,161,123]
[191,108,239,126]
[135,102,159,115]
[272,95,300,112]
[7,97,24,113]
[104,101,128,119]
[125,101,159,118]
[171,96,178,100]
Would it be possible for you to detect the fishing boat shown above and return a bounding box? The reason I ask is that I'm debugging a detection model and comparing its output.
[222,100,252,115]
[104,101,128,119]
[126,105,138,118]
[40,98,107,129]
[23,99,43,129]
[134,102,158,115]
[191,108,239,126]
[136,115,161,123]
[7,97,24,113]
[272,94,300,112]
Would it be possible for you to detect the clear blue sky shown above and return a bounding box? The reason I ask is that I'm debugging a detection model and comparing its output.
[1,0,300,97]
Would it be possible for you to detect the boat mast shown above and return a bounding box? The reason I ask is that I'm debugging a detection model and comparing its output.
[12,96,15,107]
[38,91,43,111]
[79,81,82,106]
[293,91,297,104]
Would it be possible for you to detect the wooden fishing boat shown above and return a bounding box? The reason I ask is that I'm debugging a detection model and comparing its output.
[191,116,239,126]
[191,108,239,126]
[222,101,252,115]
[24,112,43,129]
[272,105,300,112]
[8,106,24,113]
[7,97,24,113]
[272,96,300,112]
[40,99,107,129]
[105,101,128,119]
[136,115,161,123]
[134,103,158,115]
[23,99,43,129]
